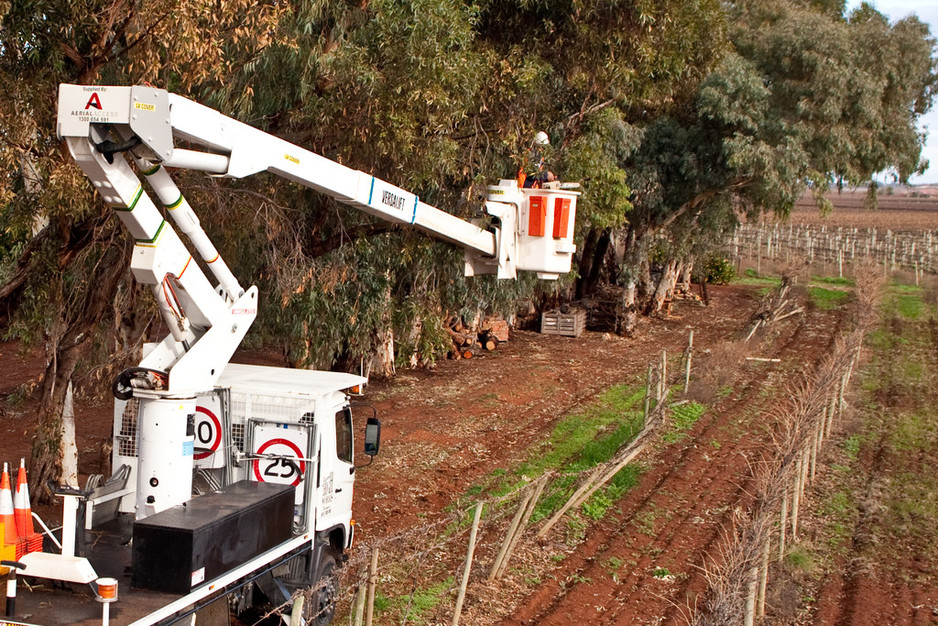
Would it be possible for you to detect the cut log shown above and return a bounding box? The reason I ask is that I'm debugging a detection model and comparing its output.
[479,333,499,352]
[446,327,471,346]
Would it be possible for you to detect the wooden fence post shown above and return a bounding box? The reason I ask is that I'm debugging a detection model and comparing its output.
[809,424,818,484]
[453,503,484,625]
[757,538,771,618]
[353,582,366,626]
[779,489,789,562]
[494,479,546,580]
[744,566,758,626]
[684,330,694,395]
[791,459,802,541]
[538,467,601,539]
[491,495,532,580]
[365,548,379,626]
[644,363,653,421]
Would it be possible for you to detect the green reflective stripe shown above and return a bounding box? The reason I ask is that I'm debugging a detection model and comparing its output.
[114,186,143,212]
[141,163,161,176]
[134,219,166,246]
[165,194,184,210]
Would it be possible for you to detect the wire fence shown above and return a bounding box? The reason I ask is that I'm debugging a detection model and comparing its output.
[263,335,697,626]
[691,266,881,626]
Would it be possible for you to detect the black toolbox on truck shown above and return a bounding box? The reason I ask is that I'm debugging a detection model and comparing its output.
[132,480,295,594]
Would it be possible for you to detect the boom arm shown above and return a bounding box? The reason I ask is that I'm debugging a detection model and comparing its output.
[56,84,578,395]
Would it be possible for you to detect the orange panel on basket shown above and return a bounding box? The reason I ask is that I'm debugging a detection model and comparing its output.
[553,198,570,238]
[528,196,546,237]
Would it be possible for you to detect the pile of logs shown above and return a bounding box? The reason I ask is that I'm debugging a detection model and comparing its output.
[446,316,510,359]
[746,276,804,341]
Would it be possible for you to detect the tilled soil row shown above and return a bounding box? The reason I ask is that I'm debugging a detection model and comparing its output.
[501,306,846,625]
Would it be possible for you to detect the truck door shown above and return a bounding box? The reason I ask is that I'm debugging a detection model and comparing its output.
[317,404,354,535]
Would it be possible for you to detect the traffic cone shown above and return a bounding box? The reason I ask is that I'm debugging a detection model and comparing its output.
[0,463,19,547]
[13,458,41,556]
[13,458,34,539]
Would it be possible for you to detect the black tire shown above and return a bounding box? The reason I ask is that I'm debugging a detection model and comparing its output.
[306,550,338,626]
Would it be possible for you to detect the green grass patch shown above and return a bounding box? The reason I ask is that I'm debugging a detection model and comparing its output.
[785,544,817,573]
[842,434,861,460]
[808,286,850,310]
[811,275,855,287]
[379,577,454,624]
[888,409,938,452]
[735,269,783,293]
[453,381,648,530]
[501,383,645,487]
[819,277,938,579]
[579,464,643,520]
[663,402,707,442]
[894,293,925,319]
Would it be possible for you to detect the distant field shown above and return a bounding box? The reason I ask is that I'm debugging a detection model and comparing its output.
[779,190,938,230]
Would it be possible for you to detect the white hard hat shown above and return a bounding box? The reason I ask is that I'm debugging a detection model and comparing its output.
[534,131,550,146]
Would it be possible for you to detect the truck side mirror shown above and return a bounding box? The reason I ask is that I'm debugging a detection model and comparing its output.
[364,417,381,457]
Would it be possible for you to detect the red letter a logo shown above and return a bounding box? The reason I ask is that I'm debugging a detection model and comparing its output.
[85,93,102,110]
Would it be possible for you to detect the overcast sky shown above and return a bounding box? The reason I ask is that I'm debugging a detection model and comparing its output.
[846,0,938,184]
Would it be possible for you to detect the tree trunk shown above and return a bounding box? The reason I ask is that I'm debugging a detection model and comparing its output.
[649,259,680,315]
[25,220,131,501]
[575,228,600,299]
[61,382,78,487]
[617,278,638,336]
[576,228,611,299]
[679,260,693,292]
[30,341,84,500]
[615,229,642,336]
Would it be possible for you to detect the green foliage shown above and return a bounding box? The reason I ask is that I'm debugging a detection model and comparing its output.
[785,544,817,573]
[812,276,855,287]
[2,0,936,381]
[843,434,861,460]
[453,382,646,525]
[703,255,736,284]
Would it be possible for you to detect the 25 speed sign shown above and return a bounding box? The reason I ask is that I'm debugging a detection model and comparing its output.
[251,424,310,505]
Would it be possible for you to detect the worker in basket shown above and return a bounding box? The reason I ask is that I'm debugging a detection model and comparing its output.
[517,131,557,188]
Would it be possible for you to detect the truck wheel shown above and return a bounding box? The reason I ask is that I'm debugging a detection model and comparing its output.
[307,550,338,626]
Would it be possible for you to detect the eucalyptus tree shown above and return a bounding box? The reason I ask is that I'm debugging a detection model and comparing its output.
[607,0,937,328]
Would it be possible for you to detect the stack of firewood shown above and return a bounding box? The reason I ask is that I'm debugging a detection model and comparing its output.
[445,316,509,359]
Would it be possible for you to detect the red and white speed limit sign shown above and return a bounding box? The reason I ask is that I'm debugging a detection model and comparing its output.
[193,405,222,461]
[252,437,306,486]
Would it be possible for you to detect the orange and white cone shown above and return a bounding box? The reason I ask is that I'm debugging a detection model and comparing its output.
[0,463,18,547]
[14,458,34,539]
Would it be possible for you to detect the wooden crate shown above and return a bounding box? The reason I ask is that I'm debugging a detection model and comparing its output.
[540,309,586,337]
